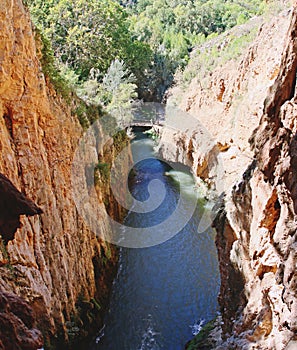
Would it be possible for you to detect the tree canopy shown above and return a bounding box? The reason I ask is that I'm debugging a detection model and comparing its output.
[29,0,152,82]
[27,0,270,103]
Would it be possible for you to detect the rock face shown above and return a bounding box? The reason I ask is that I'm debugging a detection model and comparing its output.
[0,290,43,350]
[0,0,126,348]
[161,4,297,350]
[162,8,291,193]
[0,174,43,349]
[217,7,297,349]
[0,173,42,244]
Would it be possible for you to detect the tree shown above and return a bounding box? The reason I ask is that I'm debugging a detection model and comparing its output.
[29,0,152,83]
[29,0,268,101]
[77,60,137,125]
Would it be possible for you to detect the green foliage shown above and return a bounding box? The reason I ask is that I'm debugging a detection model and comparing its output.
[73,103,89,130]
[35,29,71,99]
[64,294,101,344]
[29,0,152,84]
[0,237,8,261]
[113,129,130,155]
[129,0,266,40]
[124,0,268,99]
[91,298,101,311]
[0,237,15,275]
[95,161,111,184]
[108,83,138,109]
[186,319,216,350]
[58,64,80,89]
[28,0,282,103]
[76,60,137,125]
[175,20,260,90]
[103,59,135,94]
[144,128,159,141]
[103,60,137,124]
[34,25,104,130]
[77,69,104,106]
[73,98,103,129]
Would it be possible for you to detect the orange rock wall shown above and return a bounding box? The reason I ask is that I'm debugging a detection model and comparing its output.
[220,9,297,348]
[0,0,121,347]
[164,4,297,349]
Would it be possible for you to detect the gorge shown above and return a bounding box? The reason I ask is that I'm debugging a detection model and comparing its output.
[88,127,220,349]
[0,0,297,350]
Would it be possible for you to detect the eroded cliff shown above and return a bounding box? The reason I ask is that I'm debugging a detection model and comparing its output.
[216,7,297,348]
[160,7,292,193]
[159,3,297,350]
[0,0,126,348]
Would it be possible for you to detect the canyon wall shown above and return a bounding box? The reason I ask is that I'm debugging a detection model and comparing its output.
[217,7,297,348]
[0,0,125,348]
[160,4,297,350]
[161,7,291,193]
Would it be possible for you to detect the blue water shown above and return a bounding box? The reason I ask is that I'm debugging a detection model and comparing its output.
[90,131,220,350]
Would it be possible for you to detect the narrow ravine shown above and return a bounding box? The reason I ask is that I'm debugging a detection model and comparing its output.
[89,127,220,350]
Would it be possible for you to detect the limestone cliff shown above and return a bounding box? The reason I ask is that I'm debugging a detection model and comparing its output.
[0,0,125,348]
[216,7,297,348]
[161,7,292,193]
[159,3,297,350]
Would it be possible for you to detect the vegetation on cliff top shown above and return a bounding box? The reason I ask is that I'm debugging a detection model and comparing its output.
[27,0,270,106]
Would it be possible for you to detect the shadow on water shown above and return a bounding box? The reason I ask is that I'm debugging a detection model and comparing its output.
[88,129,220,350]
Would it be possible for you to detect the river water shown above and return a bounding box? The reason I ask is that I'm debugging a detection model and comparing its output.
[90,129,220,350]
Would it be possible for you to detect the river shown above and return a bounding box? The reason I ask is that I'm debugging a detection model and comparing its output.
[90,128,220,350]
